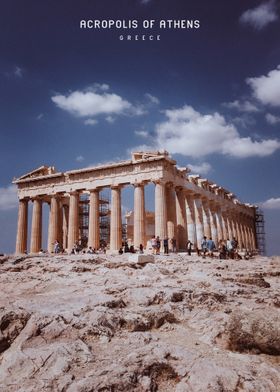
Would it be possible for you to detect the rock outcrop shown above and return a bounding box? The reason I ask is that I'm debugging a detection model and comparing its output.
[0,253,279,391]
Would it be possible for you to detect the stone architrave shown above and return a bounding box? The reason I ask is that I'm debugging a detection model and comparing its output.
[67,191,80,252]
[175,186,187,250]
[185,193,197,247]
[110,186,122,251]
[154,181,167,249]
[15,199,28,254]
[166,183,177,249]
[88,189,100,250]
[133,183,146,248]
[30,197,42,253]
[193,195,204,248]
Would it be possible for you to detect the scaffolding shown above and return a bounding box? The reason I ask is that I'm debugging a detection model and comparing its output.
[78,190,110,248]
[255,207,266,256]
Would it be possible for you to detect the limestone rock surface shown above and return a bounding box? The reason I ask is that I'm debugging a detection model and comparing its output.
[0,253,279,391]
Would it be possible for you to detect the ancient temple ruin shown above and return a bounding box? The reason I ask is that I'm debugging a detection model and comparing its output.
[13,151,258,253]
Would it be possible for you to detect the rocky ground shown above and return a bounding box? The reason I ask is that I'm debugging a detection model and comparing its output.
[0,252,279,392]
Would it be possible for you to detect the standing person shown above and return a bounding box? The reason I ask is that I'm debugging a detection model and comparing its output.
[171,237,177,253]
[151,236,157,255]
[226,238,233,259]
[201,236,208,257]
[156,236,161,255]
[139,244,144,254]
[163,237,169,254]
[54,240,60,254]
[207,237,215,257]
[187,240,193,256]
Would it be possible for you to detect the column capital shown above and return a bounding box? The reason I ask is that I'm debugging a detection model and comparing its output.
[133,180,147,188]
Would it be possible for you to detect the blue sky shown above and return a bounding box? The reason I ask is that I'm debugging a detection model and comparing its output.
[0,0,279,255]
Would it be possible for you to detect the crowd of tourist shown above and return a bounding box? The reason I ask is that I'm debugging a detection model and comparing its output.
[37,235,254,261]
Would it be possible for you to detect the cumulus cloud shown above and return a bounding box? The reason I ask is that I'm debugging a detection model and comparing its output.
[187,162,212,175]
[265,113,280,124]
[223,100,259,113]
[153,105,280,158]
[14,66,23,78]
[76,155,85,162]
[261,197,280,209]
[84,119,98,126]
[51,84,145,124]
[145,93,160,105]
[135,130,149,138]
[0,185,18,210]
[247,66,280,107]
[105,116,115,123]
[240,0,278,30]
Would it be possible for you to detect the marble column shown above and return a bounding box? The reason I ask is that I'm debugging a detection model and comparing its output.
[67,191,80,251]
[220,208,228,240]
[30,197,42,253]
[201,198,212,239]
[215,206,224,243]
[88,189,100,250]
[48,195,62,253]
[166,184,177,248]
[226,213,233,240]
[110,186,122,251]
[155,181,167,248]
[133,183,146,248]
[185,193,197,247]
[175,186,187,250]
[15,198,28,254]
[62,204,69,250]
[209,202,218,246]
[193,195,204,248]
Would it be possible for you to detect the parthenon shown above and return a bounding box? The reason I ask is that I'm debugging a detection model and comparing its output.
[13,151,257,254]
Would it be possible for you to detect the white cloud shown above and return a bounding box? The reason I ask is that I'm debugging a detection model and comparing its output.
[187,162,212,175]
[145,93,160,105]
[135,130,149,138]
[240,0,278,30]
[0,185,18,210]
[36,113,44,120]
[261,197,280,209]
[153,105,280,158]
[223,100,259,113]
[52,89,132,117]
[265,113,280,124]
[247,65,280,107]
[105,115,115,123]
[14,66,23,78]
[141,0,151,4]
[84,119,98,126]
[76,155,85,162]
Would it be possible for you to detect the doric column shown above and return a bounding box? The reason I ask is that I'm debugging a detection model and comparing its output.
[175,186,187,250]
[88,189,100,250]
[193,194,204,248]
[110,186,122,251]
[201,198,212,239]
[133,183,146,248]
[48,195,62,253]
[62,204,69,250]
[30,197,42,253]
[15,198,28,254]
[67,191,80,251]
[185,193,197,247]
[220,207,228,240]
[166,183,177,248]
[154,181,167,247]
[215,205,223,242]
[209,201,218,246]
[226,213,233,240]
[234,214,243,249]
